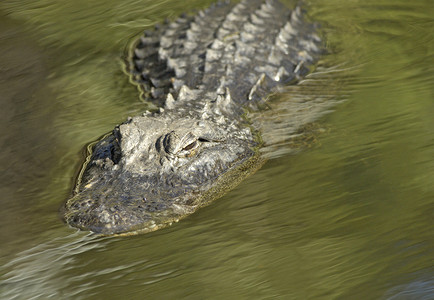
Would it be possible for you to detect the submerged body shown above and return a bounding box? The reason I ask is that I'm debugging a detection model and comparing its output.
[64,0,322,234]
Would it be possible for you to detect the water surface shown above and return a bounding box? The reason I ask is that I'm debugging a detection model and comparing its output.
[0,0,433,298]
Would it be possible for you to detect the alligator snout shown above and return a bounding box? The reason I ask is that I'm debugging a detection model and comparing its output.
[64,190,190,235]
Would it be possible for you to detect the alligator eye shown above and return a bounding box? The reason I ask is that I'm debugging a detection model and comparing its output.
[182,140,197,151]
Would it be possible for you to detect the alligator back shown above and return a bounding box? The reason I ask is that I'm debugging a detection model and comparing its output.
[130,0,322,108]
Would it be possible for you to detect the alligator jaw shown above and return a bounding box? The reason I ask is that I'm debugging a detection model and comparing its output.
[64,112,262,235]
[64,142,264,236]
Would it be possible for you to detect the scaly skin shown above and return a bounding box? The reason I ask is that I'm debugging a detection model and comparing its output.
[64,0,322,235]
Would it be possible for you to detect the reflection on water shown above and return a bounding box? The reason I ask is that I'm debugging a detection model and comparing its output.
[1,233,105,299]
[254,62,355,159]
[0,0,433,298]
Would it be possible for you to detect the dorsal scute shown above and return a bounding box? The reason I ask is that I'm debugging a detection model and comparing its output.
[129,0,322,110]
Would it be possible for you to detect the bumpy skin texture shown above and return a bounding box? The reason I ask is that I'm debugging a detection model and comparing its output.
[64,0,322,235]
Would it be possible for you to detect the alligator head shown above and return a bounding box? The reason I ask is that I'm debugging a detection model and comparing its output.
[64,99,262,234]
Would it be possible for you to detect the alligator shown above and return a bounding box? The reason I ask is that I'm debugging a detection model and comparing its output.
[64,0,323,235]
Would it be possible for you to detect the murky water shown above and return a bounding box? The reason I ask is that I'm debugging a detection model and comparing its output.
[0,0,433,298]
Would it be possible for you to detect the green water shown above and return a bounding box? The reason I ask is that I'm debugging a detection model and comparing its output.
[0,0,433,298]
